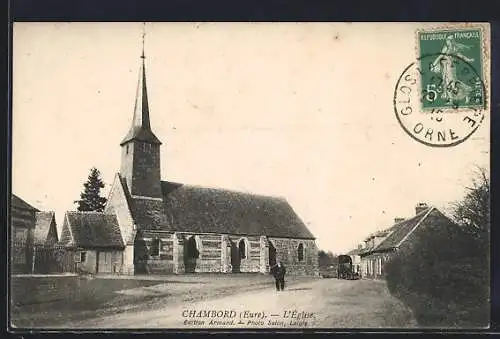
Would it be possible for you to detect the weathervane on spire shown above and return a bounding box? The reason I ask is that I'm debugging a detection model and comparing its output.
[141,22,146,59]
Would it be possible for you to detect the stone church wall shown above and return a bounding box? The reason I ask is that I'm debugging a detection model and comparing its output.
[195,234,224,273]
[268,237,319,276]
[227,235,261,273]
[133,232,319,276]
[134,231,176,274]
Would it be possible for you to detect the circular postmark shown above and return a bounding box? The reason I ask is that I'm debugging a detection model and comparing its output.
[394,53,486,147]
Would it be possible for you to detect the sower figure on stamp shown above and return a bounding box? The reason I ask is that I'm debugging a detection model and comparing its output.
[271,260,287,292]
[430,35,475,104]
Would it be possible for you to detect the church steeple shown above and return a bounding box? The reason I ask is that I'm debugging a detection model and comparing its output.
[120,23,163,199]
[120,26,161,146]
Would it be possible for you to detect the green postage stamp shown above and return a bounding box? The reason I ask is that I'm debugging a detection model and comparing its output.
[394,23,489,147]
[417,26,486,111]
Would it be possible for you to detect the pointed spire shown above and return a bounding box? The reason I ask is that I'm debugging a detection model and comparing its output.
[141,22,146,60]
[121,22,161,146]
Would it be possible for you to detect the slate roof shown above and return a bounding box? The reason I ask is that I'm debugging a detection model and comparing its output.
[12,194,39,211]
[360,206,433,255]
[123,178,315,239]
[359,241,377,255]
[60,211,124,248]
[121,126,162,146]
[375,207,432,251]
[34,211,56,244]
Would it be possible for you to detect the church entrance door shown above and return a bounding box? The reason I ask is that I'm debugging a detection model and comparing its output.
[184,236,199,273]
[230,240,241,273]
[268,241,277,268]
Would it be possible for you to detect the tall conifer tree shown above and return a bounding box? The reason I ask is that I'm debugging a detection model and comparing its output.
[74,167,107,212]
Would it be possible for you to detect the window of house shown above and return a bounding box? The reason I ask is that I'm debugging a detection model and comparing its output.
[80,251,87,263]
[297,243,304,262]
[126,144,129,154]
[151,238,161,257]
[238,239,247,259]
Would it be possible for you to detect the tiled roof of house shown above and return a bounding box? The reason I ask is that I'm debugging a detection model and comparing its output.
[359,241,376,255]
[123,178,315,239]
[360,207,434,255]
[11,194,39,211]
[34,211,56,244]
[60,211,124,248]
[375,207,432,251]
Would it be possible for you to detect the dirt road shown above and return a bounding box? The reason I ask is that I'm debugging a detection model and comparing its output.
[56,278,417,329]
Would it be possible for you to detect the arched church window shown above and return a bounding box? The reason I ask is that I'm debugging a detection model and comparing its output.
[151,237,160,257]
[297,243,304,262]
[239,239,247,259]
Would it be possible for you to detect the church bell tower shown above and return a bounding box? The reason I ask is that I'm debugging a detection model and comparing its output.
[120,26,162,199]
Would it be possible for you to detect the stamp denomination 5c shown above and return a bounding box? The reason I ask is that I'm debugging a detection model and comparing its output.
[394,24,489,147]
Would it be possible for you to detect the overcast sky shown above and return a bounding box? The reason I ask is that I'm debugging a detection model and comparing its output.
[12,22,490,253]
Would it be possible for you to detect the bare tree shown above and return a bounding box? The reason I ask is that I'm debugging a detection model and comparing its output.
[451,165,490,251]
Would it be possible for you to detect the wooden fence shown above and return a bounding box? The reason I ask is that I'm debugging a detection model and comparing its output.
[11,241,77,274]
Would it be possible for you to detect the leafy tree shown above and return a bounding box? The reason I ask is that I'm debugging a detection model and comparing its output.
[74,167,107,212]
[318,250,338,268]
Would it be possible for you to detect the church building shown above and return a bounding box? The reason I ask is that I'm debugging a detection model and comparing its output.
[59,38,319,276]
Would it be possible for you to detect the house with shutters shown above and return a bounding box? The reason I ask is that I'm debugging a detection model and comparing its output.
[57,39,319,276]
[358,203,466,279]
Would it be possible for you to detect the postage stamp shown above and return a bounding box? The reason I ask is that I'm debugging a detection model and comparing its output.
[394,23,490,147]
[418,27,485,111]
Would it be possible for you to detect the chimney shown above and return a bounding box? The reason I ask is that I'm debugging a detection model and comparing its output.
[394,217,405,224]
[415,202,429,215]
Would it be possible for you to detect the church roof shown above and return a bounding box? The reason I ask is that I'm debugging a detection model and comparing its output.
[34,211,57,244]
[59,211,124,248]
[124,178,315,239]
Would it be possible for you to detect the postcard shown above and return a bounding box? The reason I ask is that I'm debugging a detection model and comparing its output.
[10,22,490,330]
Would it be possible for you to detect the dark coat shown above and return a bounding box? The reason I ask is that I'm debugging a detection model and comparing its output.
[271,264,286,279]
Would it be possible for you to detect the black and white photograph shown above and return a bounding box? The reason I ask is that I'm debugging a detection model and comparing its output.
[10,22,491,330]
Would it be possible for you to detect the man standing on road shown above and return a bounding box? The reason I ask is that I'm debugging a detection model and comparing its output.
[271,261,287,292]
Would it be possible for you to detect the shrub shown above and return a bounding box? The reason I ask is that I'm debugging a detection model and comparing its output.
[385,224,489,328]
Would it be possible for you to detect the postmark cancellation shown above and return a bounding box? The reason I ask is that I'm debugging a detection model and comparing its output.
[394,23,490,147]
